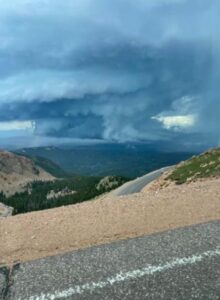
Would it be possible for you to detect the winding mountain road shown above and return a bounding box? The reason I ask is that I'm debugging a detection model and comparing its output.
[113,166,173,196]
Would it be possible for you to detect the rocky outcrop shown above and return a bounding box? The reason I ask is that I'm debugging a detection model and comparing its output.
[96,176,127,192]
[47,187,77,200]
[0,202,13,217]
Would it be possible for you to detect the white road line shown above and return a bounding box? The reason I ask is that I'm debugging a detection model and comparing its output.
[22,248,220,300]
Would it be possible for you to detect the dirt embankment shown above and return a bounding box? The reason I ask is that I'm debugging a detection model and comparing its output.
[1,176,220,266]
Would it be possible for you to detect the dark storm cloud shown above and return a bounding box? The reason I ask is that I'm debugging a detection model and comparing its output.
[0,0,219,148]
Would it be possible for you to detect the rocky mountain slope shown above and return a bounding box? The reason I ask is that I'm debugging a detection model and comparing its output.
[0,150,128,216]
[0,150,54,197]
[166,147,220,184]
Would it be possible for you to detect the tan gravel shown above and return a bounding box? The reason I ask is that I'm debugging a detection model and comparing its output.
[0,177,220,266]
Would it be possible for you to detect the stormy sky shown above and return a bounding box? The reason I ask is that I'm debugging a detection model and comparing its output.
[0,0,219,150]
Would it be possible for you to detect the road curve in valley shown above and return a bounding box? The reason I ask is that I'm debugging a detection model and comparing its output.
[113,166,173,196]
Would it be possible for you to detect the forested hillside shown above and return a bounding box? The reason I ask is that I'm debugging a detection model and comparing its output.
[0,175,128,215]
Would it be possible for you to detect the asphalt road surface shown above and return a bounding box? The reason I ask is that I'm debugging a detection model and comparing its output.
[113,166,173,196]
[1,220,220,300]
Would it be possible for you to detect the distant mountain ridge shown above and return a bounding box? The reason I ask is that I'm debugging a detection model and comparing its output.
[15,151,68,178]
[16,144,196,178]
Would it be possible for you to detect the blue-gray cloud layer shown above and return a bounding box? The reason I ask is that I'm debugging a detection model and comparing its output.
[0,0,219,149]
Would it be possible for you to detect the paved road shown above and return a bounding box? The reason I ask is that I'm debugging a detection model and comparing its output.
[113,166,173,196]
[1,220,220,300]
[0,268,8,299]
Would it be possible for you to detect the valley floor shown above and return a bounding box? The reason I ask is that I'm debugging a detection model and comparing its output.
[0,177,220,266]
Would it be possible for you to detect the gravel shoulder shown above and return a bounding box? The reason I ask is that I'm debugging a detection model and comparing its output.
[1,177,220,266]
